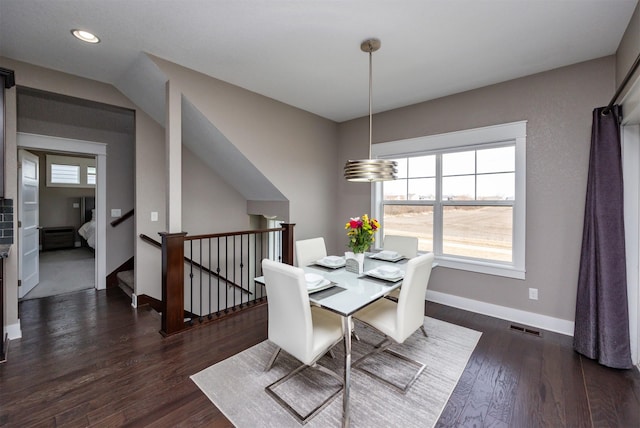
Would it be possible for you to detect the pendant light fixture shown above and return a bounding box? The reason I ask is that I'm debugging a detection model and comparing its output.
[344,38,397,182]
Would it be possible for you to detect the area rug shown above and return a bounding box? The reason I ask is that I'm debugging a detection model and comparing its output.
[191,317,481,427]
[22,248,95,300]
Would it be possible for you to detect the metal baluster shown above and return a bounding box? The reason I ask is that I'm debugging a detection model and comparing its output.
[234,235,242,308]
[199,238,203,323]
[253,232,258,302]
[225,236,229,314]
[233,236,237,310]
[216,237,221,316]
[189,240,194,326]
[208,238,212,320]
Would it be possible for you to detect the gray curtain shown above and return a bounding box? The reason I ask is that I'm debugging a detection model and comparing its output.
[573,105,632,369]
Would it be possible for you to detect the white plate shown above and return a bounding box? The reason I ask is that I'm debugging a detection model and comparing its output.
[364,268,404,282]
[369,251,405,262]
[305,273,324,287]
[307,278,332,292]
[377,265,401,277]
[314,256,346,269]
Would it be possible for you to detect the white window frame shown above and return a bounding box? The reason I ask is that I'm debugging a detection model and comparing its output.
[372,121,526,279]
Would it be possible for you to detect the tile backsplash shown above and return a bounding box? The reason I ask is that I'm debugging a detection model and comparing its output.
[0,198,14,245]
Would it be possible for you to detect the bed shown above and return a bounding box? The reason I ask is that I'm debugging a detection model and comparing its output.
[78,196,96,249]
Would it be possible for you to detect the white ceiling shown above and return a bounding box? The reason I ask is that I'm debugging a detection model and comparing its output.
[0,0,637,122]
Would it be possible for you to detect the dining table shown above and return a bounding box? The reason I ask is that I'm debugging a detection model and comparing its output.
[255,252,410,428]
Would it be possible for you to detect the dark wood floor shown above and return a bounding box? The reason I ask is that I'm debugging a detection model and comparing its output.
[1,288,639,427]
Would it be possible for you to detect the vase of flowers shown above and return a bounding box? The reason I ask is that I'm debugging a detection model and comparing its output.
[344,214,380,274]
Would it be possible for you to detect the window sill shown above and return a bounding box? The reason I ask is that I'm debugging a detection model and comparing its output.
[433,256,525,280]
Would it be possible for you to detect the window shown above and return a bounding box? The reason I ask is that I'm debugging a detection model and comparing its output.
[46,154,96,188]
[372,121,526,279]
[51,164,80,184]
[87,166,97,185]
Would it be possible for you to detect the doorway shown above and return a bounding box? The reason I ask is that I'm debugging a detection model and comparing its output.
[17,133,107,293]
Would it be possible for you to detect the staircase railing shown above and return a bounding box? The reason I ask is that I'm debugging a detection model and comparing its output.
[140,233,253,296]
[110,209,134,227]
[159,223,294,336]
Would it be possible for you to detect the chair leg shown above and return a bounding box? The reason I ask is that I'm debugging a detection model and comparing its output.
[265,347,281,371]
[352,337,426,394]
[421,325,428,338]
[351,319,360,341]
[265,362,343,424]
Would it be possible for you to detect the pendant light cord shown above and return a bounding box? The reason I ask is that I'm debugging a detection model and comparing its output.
[368,48,373,159]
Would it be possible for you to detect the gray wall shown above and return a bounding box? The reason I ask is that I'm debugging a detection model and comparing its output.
[182,145,250,235]
[337,56,615,323]
[616,1,640,95]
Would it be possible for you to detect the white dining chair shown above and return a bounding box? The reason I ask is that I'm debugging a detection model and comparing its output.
[383,235,419,258]
[262,259,344,424]
[383,235,419,300]
[353,252,435,393]
[295,237,360,342]
[295,237,327,267]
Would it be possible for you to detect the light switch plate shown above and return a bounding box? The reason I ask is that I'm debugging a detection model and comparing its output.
[151,211,158,222]
[111,209,122,217]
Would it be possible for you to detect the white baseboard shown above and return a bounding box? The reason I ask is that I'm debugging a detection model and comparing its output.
[131,293,137,308]
[5,322,22,340]
[426,290,575,336]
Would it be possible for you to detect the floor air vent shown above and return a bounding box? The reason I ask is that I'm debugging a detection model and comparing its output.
[509,324,542,337]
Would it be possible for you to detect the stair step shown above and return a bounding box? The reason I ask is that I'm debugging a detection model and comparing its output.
[117,270,134,297]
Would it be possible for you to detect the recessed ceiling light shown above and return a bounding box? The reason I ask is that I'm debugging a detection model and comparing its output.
[71,29,100,44]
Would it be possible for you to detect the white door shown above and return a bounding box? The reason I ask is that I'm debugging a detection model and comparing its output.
[18,149,40,298]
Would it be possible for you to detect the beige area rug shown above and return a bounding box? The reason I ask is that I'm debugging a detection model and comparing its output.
[23,248,95,300]
[191,317,481,427]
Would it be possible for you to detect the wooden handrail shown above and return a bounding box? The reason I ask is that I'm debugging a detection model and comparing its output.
[111,209,134,227]
[139,233,252,295]
[140,233,161,248]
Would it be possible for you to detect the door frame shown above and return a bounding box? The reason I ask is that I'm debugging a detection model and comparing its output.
[623,124,640,368]
[17,132,107,291]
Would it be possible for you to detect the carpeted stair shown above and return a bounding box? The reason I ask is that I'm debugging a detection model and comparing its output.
[116,270,134,298]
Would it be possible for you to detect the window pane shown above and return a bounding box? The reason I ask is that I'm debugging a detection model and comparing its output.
[51,164,80,184]
[477,173,514,200]
[383,205,433,252]
[442,175,475,200]
[408,178,435,200]
[23,159,37,180]
[383,179,407,200]
[87,166,97,185]
[443,151,475,176]
[477,146,514,174]
[442,206,512,261]
[408,155,435,178]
